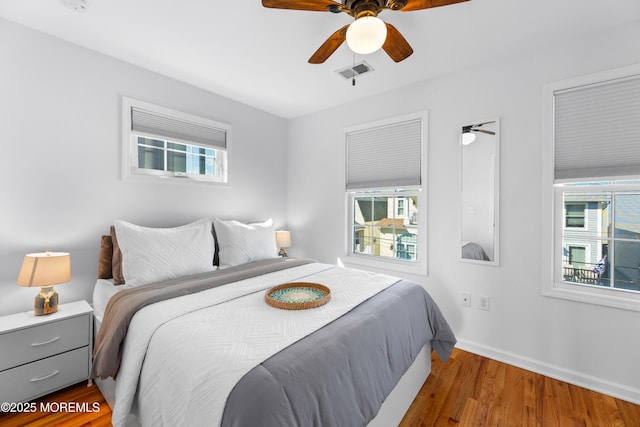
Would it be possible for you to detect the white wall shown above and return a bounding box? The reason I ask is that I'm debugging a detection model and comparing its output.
[287,22,640,403]
[0,18,288,316]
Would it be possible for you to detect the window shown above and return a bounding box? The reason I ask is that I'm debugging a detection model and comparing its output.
[542,65,640,310]
[137,138,217,177]
[397,231,417,260]
[345,112,427,274]
[567,245,586,266]
[564,203,585,228]
[122,97,230,183]
[560,183,640,292]
[397,198,405,217]
[351,191,419,261]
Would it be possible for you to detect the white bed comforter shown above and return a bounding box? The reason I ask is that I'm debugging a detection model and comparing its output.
[110,262,399,427]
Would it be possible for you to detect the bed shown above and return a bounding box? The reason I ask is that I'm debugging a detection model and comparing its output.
[462,241,491,261]
[91,217,456,427]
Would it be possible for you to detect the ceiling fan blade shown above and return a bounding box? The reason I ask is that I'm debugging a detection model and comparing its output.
[262,0,340,12]
[382,23,413,63]
[308,25,348,64]
[399,0,470,12]
[473,129,496,135]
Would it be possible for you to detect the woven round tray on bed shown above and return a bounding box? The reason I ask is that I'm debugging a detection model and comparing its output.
[265,282,331,310]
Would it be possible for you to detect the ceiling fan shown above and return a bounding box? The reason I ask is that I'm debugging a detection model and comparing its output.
[463,122,496,136]
[262,0,470,64]
[462,122,495,145]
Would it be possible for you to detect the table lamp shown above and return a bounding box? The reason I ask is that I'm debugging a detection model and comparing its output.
[276,231,291,257]
[17,251,71,316]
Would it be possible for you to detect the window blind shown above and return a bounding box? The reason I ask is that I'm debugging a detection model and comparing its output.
[554,74,640,181]
[346,119,422,190]
[131,107,227,150]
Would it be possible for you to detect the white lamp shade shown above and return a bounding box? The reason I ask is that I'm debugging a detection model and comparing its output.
[346,16,387,55]
[17,252,71,287]
[276,230,291,248]
[462,132,477,146]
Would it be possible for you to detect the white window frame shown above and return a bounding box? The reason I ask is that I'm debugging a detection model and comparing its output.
[343,111,428,276]
[122,97,231,184]
[542,65,640,311]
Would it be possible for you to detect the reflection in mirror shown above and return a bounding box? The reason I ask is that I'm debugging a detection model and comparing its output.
[461,119,499,265]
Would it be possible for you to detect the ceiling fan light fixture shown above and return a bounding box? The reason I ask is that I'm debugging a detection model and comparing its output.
[346,16,387,55]
[462,131,476,145]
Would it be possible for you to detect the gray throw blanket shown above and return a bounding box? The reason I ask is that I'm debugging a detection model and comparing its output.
[222,279,456,427]
[91,258,314,380]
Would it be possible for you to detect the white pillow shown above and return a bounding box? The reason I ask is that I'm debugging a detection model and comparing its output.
[213,218,278,267]
[114,218,216,287]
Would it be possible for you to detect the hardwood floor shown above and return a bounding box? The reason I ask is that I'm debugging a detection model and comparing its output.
[1,349,638,426]
[399,349,640,427]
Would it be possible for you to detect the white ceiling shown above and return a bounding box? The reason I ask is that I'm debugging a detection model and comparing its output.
[1,0,640,118]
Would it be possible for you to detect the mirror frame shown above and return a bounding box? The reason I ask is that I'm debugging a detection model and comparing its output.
[460,118,500,266]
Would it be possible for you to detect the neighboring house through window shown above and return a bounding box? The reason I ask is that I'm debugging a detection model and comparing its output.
[542,65,640,311]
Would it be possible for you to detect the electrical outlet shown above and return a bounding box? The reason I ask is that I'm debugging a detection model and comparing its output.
[461,292,471,307]
[479,295,490,311]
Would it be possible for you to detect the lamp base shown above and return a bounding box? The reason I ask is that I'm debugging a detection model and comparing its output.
[34,286,59,316]
[278,248,288,257]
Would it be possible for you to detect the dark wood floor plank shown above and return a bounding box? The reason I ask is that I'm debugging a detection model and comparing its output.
[501,363,526,427]
[407,349,464,427]
[520,368,538,427]
[440,350,485,424]
[588,390,627,427]
[456,396,479,426]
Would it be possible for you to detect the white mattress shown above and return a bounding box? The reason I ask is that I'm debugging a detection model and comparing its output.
[92,279,126,322]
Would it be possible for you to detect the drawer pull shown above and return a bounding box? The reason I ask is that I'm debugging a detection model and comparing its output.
[31,336,60,347]
[30,370,60,382]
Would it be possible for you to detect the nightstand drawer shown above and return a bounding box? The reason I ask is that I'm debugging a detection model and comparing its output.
[0,314,90,371]
[0,346,89,403]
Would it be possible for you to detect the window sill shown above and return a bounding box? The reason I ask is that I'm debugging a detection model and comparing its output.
[542,281,640,312]
[123,170,230,187]
[341,254,427,277]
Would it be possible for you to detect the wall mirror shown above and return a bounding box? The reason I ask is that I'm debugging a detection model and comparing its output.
[460,119,500,265]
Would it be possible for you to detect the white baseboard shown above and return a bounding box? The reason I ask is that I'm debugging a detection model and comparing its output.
[456,339,640,406]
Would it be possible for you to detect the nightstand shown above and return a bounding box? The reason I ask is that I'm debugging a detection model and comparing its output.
[0,300,93,403]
